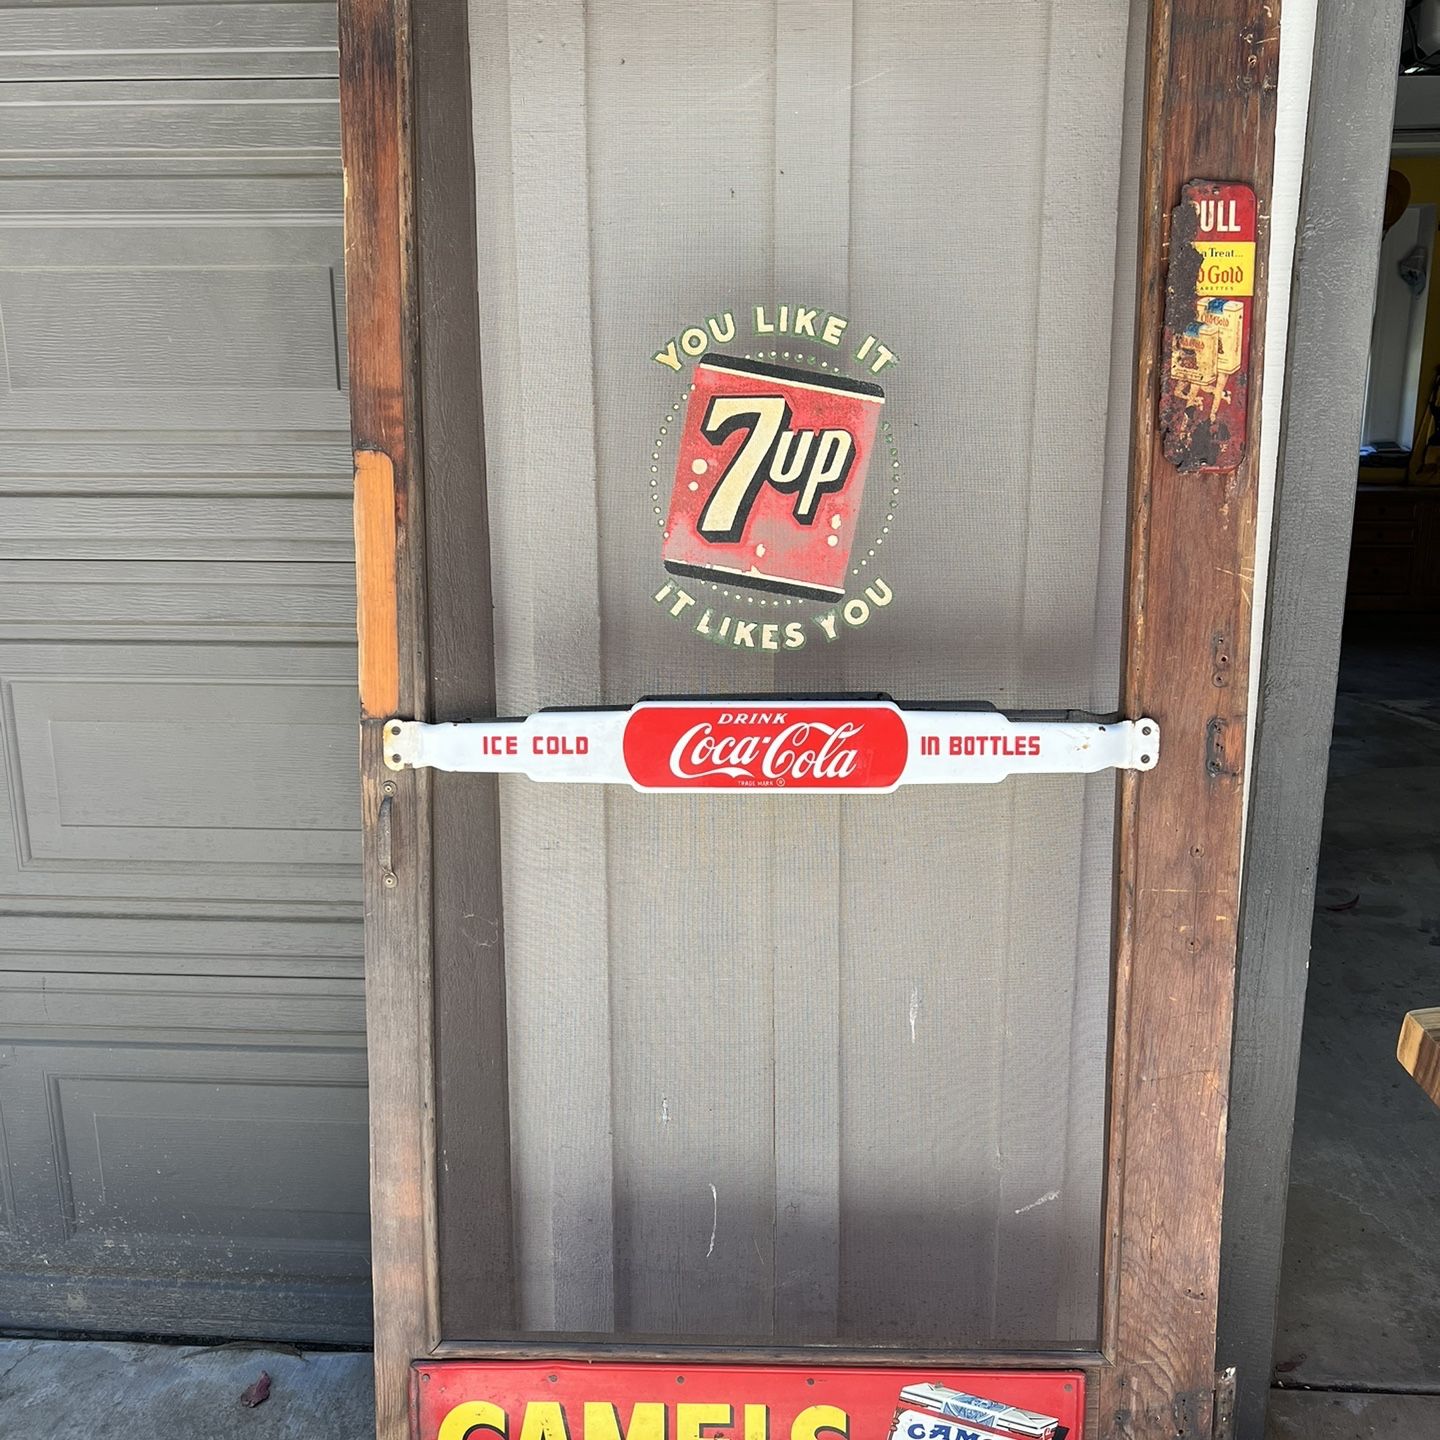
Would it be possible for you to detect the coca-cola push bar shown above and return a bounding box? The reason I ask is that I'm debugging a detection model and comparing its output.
[382,700,1158,792]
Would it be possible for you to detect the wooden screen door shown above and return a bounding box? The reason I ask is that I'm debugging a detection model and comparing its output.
[339,0,1279,1436]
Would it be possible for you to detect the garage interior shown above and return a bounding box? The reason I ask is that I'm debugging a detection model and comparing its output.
[1261,617,1440,1439]
[1261,49,1440,1439]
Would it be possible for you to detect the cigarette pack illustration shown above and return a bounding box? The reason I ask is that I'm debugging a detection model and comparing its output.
[890,1383,1064,1440]
[662,353,884,601]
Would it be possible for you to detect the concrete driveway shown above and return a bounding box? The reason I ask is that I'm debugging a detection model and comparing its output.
[0,1339,373,1439]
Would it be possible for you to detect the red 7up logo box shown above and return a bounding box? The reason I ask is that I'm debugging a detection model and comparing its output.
[663,354,884,601]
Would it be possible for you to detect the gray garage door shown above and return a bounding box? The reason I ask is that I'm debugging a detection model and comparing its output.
[0,1,369,1340]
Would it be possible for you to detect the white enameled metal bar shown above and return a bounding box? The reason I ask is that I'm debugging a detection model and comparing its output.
[383,700,1158,794]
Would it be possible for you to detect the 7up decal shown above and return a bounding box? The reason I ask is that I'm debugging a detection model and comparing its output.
[646,305,903,652]
[663,355,883,601]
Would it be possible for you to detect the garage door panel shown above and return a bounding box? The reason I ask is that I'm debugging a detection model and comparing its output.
[0,244,348,433]
[0,1,338,83]
[0,972,364,1039]
[0,71,352,578]
[0,1271,371,1342]
[0,438,348,486]
[0,261,343,393]
[0,7,366,1341]
[54,1076,367,1248]
[0,499,355,561]
[0,1018,370,1340]
[0,642,360,904]
[0,1008,366,1217]
[0,78,347,434]
[0,914,362,981]
[0,222,341,269]
[0,440,353,560]
[0,79,339,156]
[13,688,355,866]
[0,225,348,408]
[2,171,341,217]
[0,391,344,431]
[0,561,356,641]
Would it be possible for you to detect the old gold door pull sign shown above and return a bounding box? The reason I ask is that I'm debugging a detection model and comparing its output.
[1160,179,1256,472]
[382,701,1158,792]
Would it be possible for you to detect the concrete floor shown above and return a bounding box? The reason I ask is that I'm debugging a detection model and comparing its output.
[1265,620,1440,1434]
[0,1338,373,1439]
[1266,1389,1440,1438]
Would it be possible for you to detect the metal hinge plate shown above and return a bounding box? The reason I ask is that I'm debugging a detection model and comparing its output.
[1212,1367,1237,1440]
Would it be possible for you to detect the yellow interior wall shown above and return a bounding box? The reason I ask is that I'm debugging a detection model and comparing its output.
[1386,155,1440,476]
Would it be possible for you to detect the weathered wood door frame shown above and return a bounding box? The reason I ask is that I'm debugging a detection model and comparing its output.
[339,1,1280,1436]
[1217,5,1403,1438]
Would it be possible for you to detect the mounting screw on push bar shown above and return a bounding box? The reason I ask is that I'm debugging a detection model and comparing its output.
[382,701,1158,792]
[1134,718,1159,770]
[384,719,413,772]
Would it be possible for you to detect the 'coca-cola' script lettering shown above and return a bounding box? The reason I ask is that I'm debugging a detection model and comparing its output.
[669,719,864,782]
[623,703,909,792]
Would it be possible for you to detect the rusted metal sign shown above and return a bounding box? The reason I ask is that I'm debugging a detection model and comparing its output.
[1159,180,1256,472]
[383,700,1158,791]
[662,354,885,601]
[411,1361,1084,1440]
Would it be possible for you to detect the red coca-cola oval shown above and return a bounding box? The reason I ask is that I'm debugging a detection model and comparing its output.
[622,702,909,792]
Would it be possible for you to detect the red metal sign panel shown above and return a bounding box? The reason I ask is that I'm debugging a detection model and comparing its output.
[622,700,910,791]
[663,355,885,600]
[1159,179,1256,473]
[412,1361,1084,1440]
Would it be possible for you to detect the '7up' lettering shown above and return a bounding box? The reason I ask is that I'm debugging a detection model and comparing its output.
[662,354,883,601]
[697,394,855,542]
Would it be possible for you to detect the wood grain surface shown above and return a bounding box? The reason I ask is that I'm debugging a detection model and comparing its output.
[1101,0,1280,1435]
[1398,1008,1440,1110]
[339,0,437,1434]
[354,448,400,716]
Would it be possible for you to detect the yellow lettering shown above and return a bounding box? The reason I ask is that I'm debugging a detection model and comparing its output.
[677,1404,733,1440]
[743,1405,770,1440]
[585,1403,667,1440]
[791,1406,848,1440]
[439,1402,509,1440]
[520,1402,572,1440]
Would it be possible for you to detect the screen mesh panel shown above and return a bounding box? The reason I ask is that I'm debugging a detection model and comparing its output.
[467,0,1145,1348]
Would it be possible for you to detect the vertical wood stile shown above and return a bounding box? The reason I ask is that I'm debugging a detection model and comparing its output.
[1101,0,1280,1435]
[339,0,435,1434]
